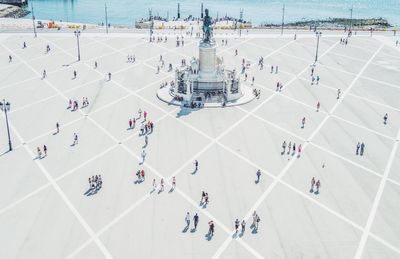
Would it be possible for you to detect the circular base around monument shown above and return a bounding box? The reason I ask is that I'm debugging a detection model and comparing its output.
[156,85,255,108]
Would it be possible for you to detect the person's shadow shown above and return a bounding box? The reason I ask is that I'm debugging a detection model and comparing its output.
[84,187,98,196]
[182,225,189,233]
[134,179,143,184]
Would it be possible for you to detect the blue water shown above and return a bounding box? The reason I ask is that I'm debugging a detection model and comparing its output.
[25,0,400,26]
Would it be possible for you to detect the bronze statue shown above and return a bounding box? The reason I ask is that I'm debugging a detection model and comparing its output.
[202,8,213,42]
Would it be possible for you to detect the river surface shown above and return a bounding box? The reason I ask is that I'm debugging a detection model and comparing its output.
[25,0,400,26]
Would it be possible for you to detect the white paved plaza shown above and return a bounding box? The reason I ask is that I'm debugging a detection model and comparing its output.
[0,30,400,259]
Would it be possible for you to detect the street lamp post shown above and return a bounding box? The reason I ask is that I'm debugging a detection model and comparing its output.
[149,8,154,42]
[105,3,109,34]
[74,30,81,61]
[31,3,37,37]
[0,99,12,151]
[349,5,353,32]
[281,4,285,35]
[150,19,154,42]
[314,31,322,63]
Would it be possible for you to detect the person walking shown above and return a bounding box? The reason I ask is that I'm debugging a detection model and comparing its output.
[337,89,341,99]
[252,211,257,227]
[204,193,209,204]
[208,221,215,236]
[185,212,191,229]
[55,122,60,134]
[141,149,146,163]
[73,133,78,145]
[43,145,47,157]
[193,213,199,230]
[282,141,287,154]
[315,180,321,194]
[297,144,302,157]
[256,169,261,183]
[97,175,103,190]
[356,142,360,155]
[200,191,206,204]
[255,214,260,231]
[301,117,306,129]
[235,219,240,234]
[241,220,246,234]
[37,147,42,159]
[310,177,315,192]
[172,176,176,189]
[360,142,365,156]
[194,160,199,172]
[140,124,145,135]
[140,170,145,181]
[160,178,164,192]
[383,113,388,124]
[316,101,320,112]
[129,119,133,129]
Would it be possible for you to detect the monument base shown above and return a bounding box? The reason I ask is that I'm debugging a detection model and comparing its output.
[157,84,255,108]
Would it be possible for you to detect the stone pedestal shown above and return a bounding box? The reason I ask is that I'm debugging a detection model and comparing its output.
[198,40,217,81]
[157,32,255,108]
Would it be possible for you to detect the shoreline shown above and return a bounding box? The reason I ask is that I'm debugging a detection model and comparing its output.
[263,17,393,30]
[0,17,397,33]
